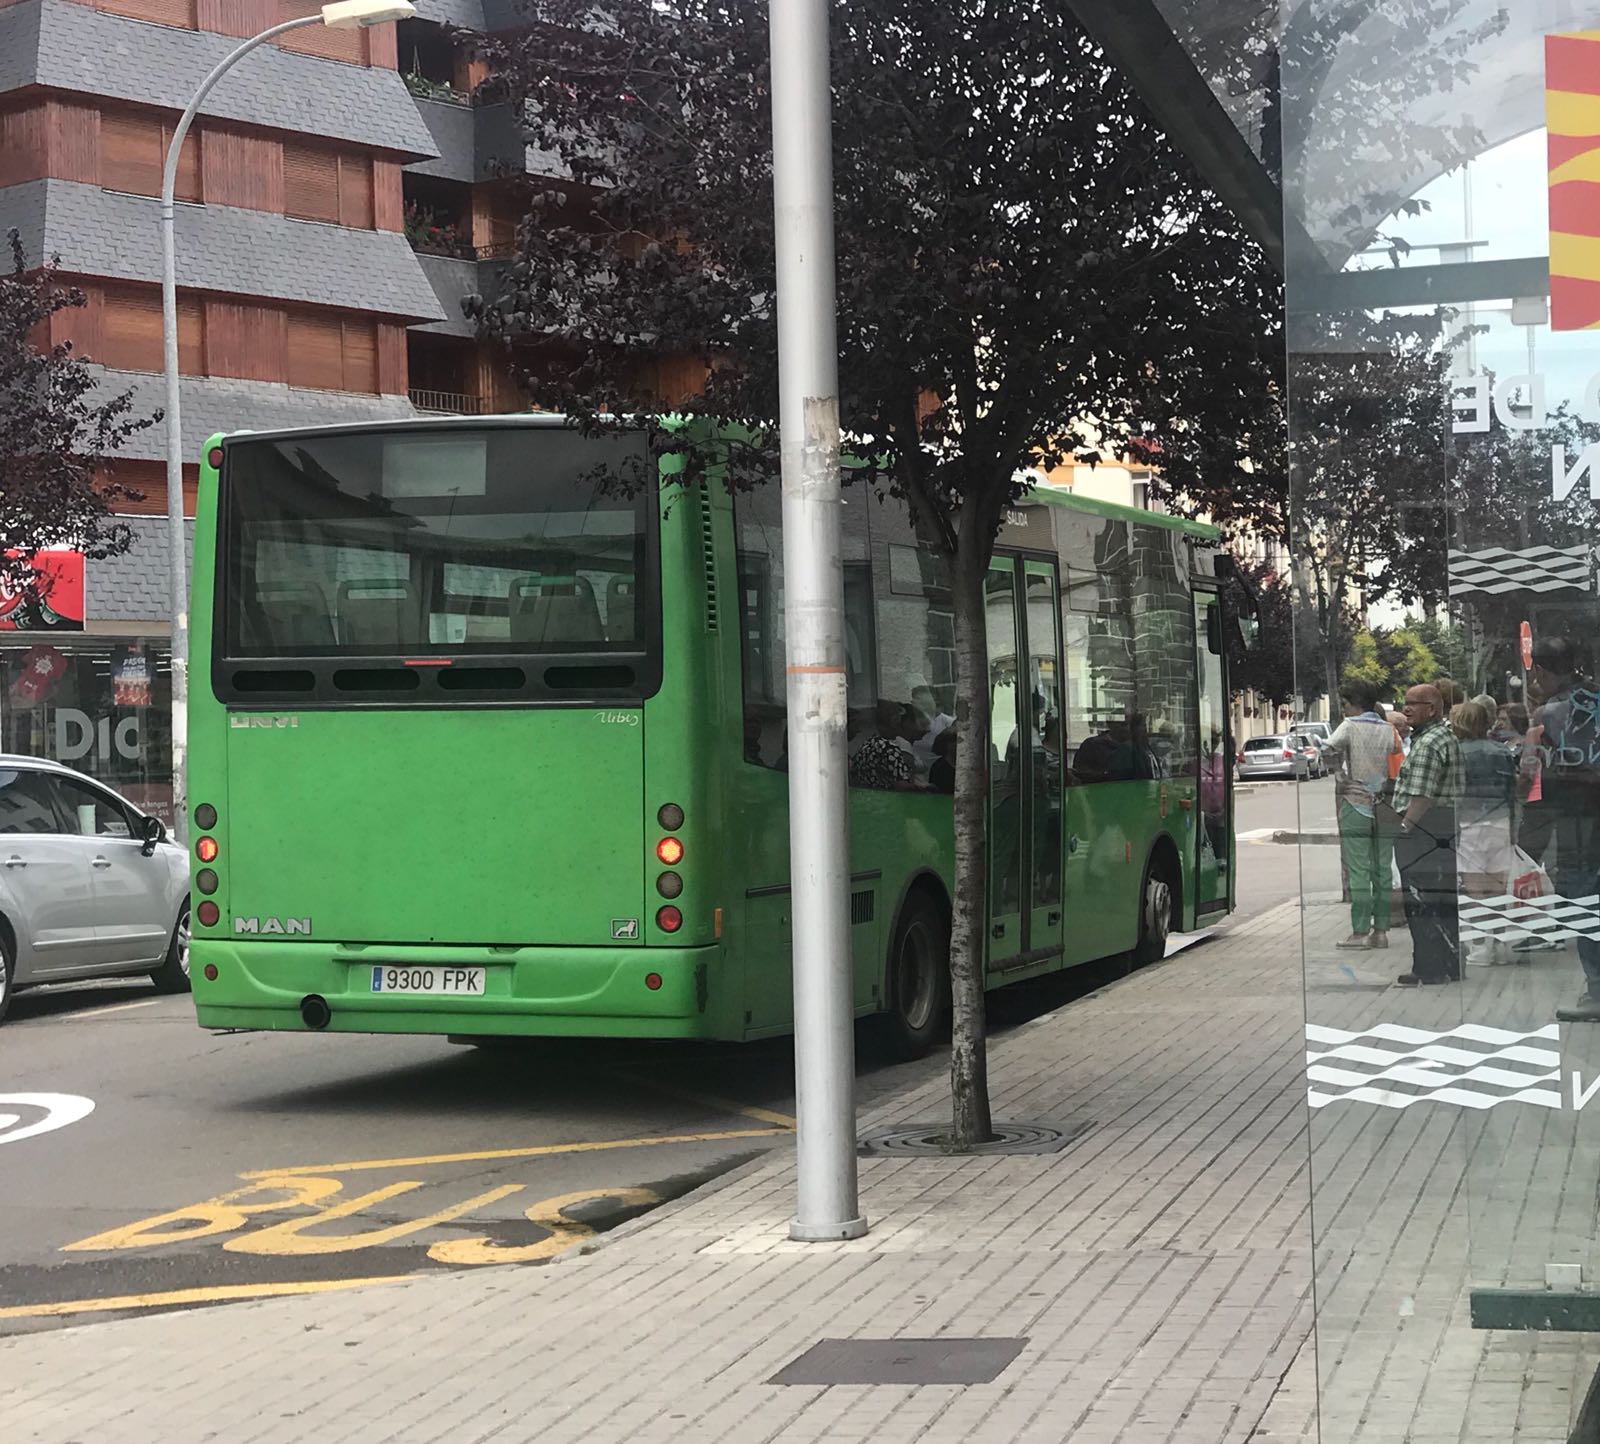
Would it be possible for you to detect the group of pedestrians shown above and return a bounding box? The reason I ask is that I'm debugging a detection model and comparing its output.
[1321,639,1600,1011]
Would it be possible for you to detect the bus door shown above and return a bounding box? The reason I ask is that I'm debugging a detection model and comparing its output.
[1194,584,1233,914]
[985,557,1066,970]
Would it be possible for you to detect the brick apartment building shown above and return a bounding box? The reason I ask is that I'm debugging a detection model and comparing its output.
[0,0,537,811]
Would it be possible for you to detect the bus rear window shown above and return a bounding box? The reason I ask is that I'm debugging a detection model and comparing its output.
[218,426,656,664]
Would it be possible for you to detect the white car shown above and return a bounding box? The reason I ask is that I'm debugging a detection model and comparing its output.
[0,757,189,1024]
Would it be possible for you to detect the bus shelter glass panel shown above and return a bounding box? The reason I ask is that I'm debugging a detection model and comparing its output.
[1283,4,1600,1436]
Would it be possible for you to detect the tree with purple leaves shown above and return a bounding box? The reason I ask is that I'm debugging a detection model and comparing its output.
[0,232,159,593]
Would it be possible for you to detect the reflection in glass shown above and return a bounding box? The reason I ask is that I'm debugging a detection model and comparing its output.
[987,566,1022,919]
[1027,571,1062,911]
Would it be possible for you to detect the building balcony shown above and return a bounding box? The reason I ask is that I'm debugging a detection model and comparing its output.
[408,93,477,183]
[409,388,486,415]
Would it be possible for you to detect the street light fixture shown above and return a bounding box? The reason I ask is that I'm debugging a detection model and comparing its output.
[160,0,416,837]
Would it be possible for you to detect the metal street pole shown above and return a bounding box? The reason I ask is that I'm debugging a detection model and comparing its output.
[768,0,866,1242]
[161,16,319,842]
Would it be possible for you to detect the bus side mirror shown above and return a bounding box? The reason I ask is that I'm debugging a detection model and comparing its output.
[140,816,165,857]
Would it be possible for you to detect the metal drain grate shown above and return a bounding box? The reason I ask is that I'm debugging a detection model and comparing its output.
[769,1337,1028,1386]
[857,1120,1092,1157]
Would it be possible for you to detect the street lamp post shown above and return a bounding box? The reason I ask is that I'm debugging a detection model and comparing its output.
[768,0,866,1242]
[159,0,415,839]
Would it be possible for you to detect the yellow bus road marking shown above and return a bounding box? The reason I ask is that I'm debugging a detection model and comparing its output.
[240,1125,789,1179]
[0,1275,412,1322]
[225,1183,524,1257]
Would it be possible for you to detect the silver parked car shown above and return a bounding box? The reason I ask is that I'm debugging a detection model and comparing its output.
[1290,729,1329,778]
[1237,734,1312,781]
[0,757,189,1024]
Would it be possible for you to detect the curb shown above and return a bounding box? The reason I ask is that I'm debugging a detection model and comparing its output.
[552,1146,791,1266]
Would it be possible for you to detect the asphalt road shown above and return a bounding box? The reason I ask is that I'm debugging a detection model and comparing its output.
[1,786,1315,1335]
[1235,774,1339,922]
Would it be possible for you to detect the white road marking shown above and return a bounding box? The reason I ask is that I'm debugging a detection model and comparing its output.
[41,998,162,1022]
[0,1093,95,1146]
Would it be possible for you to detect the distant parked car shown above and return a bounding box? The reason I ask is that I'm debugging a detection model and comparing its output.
[0,757,189,1025]
[1290,730,1329,778]
[1237,735,1312,782]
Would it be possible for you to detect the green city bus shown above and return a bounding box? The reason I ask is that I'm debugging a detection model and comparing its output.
[187,416,1235,1053]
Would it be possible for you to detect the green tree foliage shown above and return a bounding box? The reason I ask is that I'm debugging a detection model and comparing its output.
[1342,621,1461,703]
[471,0,1283,1146]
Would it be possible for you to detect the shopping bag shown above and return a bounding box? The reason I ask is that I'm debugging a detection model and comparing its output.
[1510,847,1551,901]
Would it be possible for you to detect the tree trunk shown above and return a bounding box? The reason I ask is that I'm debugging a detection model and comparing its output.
[946,540,994,1150]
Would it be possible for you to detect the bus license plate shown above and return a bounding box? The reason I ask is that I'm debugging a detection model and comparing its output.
[370,966,485,996]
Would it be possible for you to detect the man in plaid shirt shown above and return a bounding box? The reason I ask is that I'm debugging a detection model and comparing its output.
[1391,683,1463,984]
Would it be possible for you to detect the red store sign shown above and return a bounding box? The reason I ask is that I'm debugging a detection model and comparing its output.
[0,551,85,632]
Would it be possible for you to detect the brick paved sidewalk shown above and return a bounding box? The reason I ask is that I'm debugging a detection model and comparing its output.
[8,897,1595,1443]
[5,902,1316,1444]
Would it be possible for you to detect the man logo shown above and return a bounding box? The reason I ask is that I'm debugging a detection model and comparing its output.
[611,918,639,940]
[234,917,312,936]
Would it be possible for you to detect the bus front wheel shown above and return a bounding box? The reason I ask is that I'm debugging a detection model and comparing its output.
[884,889,951,1059]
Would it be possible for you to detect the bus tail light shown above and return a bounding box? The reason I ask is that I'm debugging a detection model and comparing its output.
[207,446,223,469]
[196,868,219,895]
[656,905,682,933]
[656,837,684,865]
[657,803,684,830]
[645,972,663,991]
[656,871,683,899]
[195,803,218,830]
[203,963,218,981]
[196,836,219,863]
[197,901,220,927]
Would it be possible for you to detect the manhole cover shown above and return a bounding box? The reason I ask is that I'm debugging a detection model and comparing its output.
[769,1336,1028,1385]
[857,1120,1092,1156]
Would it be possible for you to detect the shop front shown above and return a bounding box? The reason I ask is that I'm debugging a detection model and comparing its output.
[0,544,176,825]
[0,635,175,825]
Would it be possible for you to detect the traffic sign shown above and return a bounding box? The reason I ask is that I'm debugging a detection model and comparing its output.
[1521,621,1534,671]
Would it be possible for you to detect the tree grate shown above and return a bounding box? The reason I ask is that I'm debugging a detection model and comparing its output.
[856,1120,1092,1157]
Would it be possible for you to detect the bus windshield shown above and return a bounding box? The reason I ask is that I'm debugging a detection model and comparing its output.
[219,425,654,662]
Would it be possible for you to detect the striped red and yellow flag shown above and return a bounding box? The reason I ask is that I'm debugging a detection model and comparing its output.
[1548,32,1600,329]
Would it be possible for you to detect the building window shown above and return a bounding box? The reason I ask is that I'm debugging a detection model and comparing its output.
[96,0,197,30]
[284,143,374,228]
[100,285,203,374]
[276,0,367,64]
[285,312,379,393]
[100,109,200,202]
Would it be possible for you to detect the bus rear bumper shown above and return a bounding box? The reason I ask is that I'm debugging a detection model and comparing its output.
[191,939,727,1040]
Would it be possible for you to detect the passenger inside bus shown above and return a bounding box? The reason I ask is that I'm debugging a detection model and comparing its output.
[1073,712,1161,783]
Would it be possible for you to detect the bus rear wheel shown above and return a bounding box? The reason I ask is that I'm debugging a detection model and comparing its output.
[884,890,950,1059]
[1132,854,1177,969]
